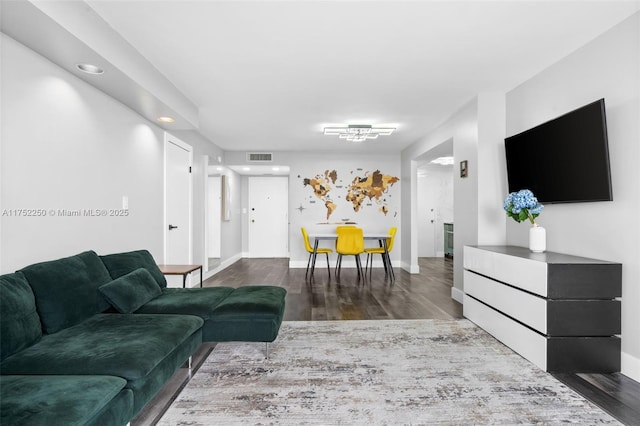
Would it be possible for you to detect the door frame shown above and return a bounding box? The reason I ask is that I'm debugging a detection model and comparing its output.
[204,155,222,271]
[163,132,193,264]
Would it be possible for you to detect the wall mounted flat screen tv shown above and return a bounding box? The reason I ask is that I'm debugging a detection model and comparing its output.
[505,98,612,204]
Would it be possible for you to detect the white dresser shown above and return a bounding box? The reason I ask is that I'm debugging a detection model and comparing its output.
[463,245,621,373]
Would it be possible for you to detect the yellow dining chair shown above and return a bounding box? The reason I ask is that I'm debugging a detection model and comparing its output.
[335,226,365,280]
[301,227,332,278]
[365,227,397,280]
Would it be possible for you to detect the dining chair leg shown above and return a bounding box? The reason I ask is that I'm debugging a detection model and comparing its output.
[355,255,363,281]
[336,254,342,278]
[325,252,331,276]
[385,252,395,281]
[305,253,312,278]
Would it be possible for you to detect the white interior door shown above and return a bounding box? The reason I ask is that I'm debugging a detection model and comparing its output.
[248,176,288,257]
[165,134,192,274]
[417,172,437,257]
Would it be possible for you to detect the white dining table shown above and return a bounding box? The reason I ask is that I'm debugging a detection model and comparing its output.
[308,233,394,279]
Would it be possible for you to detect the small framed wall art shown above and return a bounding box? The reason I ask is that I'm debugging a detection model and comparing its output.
[460,160,468,178]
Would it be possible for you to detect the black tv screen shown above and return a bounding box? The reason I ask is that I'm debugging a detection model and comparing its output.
[505,99,612,204]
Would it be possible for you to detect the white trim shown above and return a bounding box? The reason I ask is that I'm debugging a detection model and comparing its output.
[196,253,243,285]
[202,155,210,272]
[401,261,420,274]
[289,260,310,269]
[451,286,464,304]
[621,351,640,382]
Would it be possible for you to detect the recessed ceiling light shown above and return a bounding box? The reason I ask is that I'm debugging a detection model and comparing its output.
[242,167,251,171]
[272,167,280,171]
[157,116,175,123]
[76,63,104,75]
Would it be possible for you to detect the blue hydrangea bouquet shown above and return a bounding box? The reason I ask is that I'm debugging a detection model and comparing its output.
[503,189,544,224]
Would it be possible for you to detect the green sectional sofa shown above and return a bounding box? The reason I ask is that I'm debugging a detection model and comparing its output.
[0,249,286,425]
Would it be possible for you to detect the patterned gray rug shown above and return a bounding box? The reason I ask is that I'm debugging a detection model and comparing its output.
[159,320,619,425]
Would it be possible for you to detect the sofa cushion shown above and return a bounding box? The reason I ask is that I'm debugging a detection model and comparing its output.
[0,313,203,381]
[100,249,167,288]
[135,287,234,317]
[0,375,133,426]
[99,268,162,314]
[19,251,113,334]
[0,273,42,362]
[212,286,287,317]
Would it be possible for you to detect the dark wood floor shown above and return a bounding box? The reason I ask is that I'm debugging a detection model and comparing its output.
[205,256,463,321]
[133,257,640,426]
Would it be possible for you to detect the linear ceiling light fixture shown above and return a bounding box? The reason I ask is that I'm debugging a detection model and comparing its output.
[323,124,395,142]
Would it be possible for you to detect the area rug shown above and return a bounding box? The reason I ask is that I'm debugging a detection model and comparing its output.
[159,320,619,425]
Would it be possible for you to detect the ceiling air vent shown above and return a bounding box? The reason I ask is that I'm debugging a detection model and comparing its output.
[247,152,273,162]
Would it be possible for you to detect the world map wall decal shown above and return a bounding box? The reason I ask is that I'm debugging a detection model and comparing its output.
[301,169,399,220]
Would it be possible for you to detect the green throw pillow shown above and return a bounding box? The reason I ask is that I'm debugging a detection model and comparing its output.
[99,268,161,314]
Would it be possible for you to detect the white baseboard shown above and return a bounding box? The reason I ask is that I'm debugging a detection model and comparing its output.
[289,260,309,268]
[451,287,464,304]
[401,261,420,274]
[192,253,242,286]
[621,351,640,382]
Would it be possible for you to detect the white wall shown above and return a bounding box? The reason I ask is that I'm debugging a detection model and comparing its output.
[402,93,506,299]
[403,99,474,290]
[0,35,240,275]
[1,34,165,270]
[505,13,640,380]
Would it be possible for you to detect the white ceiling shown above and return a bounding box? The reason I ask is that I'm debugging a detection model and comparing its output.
[10,1,640,154]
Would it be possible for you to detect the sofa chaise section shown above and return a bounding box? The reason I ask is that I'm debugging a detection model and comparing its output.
[100,249,287,344]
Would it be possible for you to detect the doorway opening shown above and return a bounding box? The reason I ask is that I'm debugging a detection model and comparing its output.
[415,139,454,260]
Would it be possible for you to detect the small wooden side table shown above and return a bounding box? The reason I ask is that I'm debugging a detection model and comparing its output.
[157,264,203,288]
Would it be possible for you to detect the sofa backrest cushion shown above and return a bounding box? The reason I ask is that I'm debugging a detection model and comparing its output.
[100,249,167,288]
[0,272,43,361]
[19,251,113,334]
[99,268,162,313]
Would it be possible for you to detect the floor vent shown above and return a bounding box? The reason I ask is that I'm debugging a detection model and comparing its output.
[247,152,273,162]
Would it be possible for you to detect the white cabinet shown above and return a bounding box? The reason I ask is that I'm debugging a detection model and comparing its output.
[463,245,621,373]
